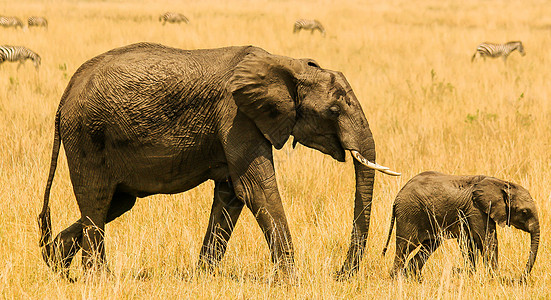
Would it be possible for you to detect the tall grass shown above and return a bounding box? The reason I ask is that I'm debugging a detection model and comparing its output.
[1,0,550,298]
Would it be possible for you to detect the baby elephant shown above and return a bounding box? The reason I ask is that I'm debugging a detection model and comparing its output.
[382,171,539,280]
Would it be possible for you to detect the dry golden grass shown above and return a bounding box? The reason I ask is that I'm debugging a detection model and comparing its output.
[1,0,551,298]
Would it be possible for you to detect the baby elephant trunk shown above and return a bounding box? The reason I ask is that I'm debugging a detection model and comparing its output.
[525,222,540,275]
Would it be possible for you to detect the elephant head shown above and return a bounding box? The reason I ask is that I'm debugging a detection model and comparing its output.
[229,50,400,278]
[473,177,540,276]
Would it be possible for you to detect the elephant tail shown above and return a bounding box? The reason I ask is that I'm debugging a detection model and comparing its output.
[382,203,396,256]
[38,110,61,251]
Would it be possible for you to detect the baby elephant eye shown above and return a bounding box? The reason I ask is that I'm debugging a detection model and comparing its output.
[329,105,340,114]
[521,209,529,216]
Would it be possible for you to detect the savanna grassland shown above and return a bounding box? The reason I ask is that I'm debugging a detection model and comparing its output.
[1,0,551,298]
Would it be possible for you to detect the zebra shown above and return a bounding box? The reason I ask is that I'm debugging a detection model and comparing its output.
[0,16,24,29]
[28,16,48,28]
[0,46,41,70]
[293,19,325,36]
[159,12,189,25]
[471,41,525,63]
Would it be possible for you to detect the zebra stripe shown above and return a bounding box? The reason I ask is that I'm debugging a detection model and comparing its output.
[28,16,48,28]
[0,45,41,70]
[293,19,325,36]
[159,12,189,25]
[471,41,525,62]
[0,16,24,29]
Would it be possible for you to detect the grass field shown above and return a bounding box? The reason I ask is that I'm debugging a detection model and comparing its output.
[1,0,551,298]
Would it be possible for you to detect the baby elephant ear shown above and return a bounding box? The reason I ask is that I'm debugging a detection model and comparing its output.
[229,53,303,149]
[472,177,511,227]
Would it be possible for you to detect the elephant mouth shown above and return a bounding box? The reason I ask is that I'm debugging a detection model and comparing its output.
[292,135,346,162]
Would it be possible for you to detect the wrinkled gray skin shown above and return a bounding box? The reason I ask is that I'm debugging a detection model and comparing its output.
[382,171,540,280]
[38,42,386,280]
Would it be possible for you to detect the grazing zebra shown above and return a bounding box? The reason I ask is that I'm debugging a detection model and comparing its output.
[0,16,24,29]
[159,12,189,25]
[293,19,325,36]
[471,41,525,63]
[0,46,41,70]
[28,16,48,28]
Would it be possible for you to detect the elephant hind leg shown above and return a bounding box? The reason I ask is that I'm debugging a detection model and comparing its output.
[43,220,85,278]
[105,190,136,223]
[73,180,116,273]
[198,180,244,273]
[407,238,442,279]
[391,238,418,278]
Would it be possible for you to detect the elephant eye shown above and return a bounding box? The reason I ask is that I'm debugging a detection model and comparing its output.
[307,61,320,68]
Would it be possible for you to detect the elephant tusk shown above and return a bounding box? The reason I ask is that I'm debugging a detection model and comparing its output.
[350,150,388,170]
[380,169,402,176]
[350,150,401,176]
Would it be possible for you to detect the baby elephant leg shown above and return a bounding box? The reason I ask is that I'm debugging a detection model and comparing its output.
[407,238,442,279]
[391,238,417,278]
[482,229,498,272]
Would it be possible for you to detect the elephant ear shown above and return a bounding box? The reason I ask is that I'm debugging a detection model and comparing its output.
[472,177,511,227]
[229,53,303,149]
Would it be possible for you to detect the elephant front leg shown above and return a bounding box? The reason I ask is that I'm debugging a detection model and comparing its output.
[198,180,245,272]
[222,115,296,280]
[482,225,499,272]
[248,190,295,277]
[229,152,295,279]
[458,237,476,271]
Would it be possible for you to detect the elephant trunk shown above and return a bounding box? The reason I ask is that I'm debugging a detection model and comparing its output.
[336,139,376,280]
[524,222,540,276]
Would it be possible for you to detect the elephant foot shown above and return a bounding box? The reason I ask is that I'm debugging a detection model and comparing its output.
[390,268,423,282]
[451,266,475,276]
[499,275,529,285]
[408,272,424,283]
[133,267,154,280]
[334,269,356,281]
[451,267,464,275]
[270,267,299,286]
[81,264,114,282]
[195,259,216,274]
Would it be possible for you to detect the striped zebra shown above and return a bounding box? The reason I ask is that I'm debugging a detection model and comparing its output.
[293,19,325,36]
[471,41,525,63]
[0,16,24,29]
[0,46,41,70]
[159,12,189,25]
[28,16,48,28]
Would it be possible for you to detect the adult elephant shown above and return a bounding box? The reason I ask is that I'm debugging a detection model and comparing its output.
[38,42,400,280]
[382,171,540,281]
